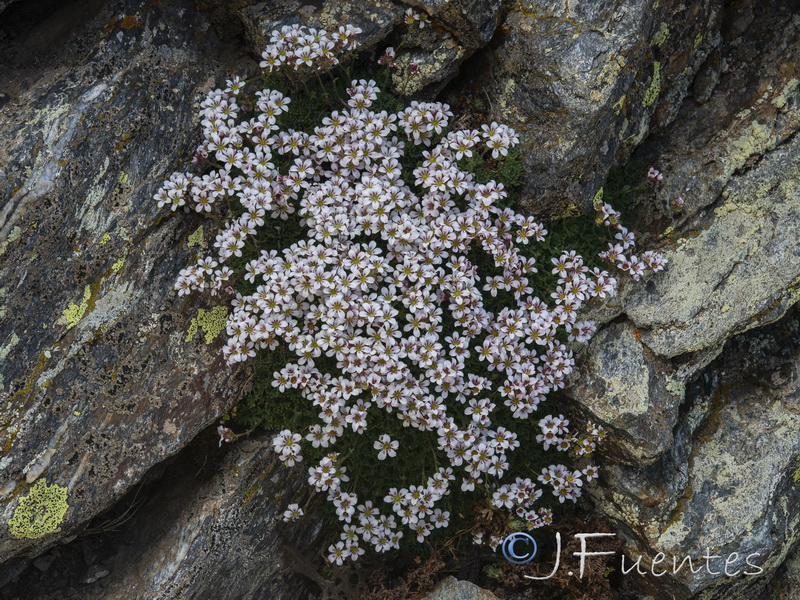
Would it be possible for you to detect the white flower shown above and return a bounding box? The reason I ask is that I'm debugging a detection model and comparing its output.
[282,503,304,522]
[374,434,399,460]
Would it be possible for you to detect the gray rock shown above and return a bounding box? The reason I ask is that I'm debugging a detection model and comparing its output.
[622,5,800,359]
[770,544,800,600]
[92,438,318,600]
[0,0,251,564]
[0,1,19,15]
[623,130,800,359]
[483,0,722,215]
[392,25,466,97]
[400,0,503,50]
[571,3,800,598]
[389,0,502,97]
[0,434,319,599]
[565,320,684,465]
[31,554,55,573]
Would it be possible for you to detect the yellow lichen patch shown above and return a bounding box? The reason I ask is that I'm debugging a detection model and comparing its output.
[110,257,125,274]
[771,78,798,110]
[62,285,93,329]
[554,202,582,219]
[187,225,205,248]
[613,93,628,116]
[694,33,703,49]
[726,121,771,168]
[186,306,229,344]
[8,479,69,539]
[643,62,661,107]
[99,233,111,245]
[592,186,604,208]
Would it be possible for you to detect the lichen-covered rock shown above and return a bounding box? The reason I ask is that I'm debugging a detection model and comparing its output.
[0,433,319,599]
[483,0,722,215]
[0,0,252,564]
[424,576,500,599]
[623,130,800,358]
[391,25,466,97]
[592,306,800,600]
[389,0,502,97]
[569,2,800,598]
[621,0,800,359]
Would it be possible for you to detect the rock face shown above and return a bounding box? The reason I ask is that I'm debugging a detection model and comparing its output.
[1,0,800,598]
[483,0,723,215]
[590,307,800,600]
[571,1,800,598]
[0,0,252,565]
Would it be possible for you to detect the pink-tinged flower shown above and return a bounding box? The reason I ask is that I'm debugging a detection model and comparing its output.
[217,424,234,447]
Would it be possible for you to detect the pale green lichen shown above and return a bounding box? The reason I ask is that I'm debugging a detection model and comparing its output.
[62,285,92,329]
[0,332,19,362]
[7,226,21,244]
[652,22,669,47]
[771,78,799,110]
[8,479,69,539]
[613,93,627,116]
[99,233,111,245]
[187,225,205,248]
[0,225,23,258]
[643,61,661,107]
[186,306,229,344]
[694,33,703,49]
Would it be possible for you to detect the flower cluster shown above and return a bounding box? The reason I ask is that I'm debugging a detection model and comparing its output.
[258,24,362,73]
[404,7,431,29]
[646,166,663,181]
[593,190,667,280]
[157,25,667,562]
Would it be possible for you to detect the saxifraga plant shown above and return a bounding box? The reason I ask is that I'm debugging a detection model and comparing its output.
[155,19,667,566]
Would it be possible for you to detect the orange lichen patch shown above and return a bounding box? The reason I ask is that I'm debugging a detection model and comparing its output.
[632,329,643,342]
[120,15,143,29]
[101,17,117,35]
